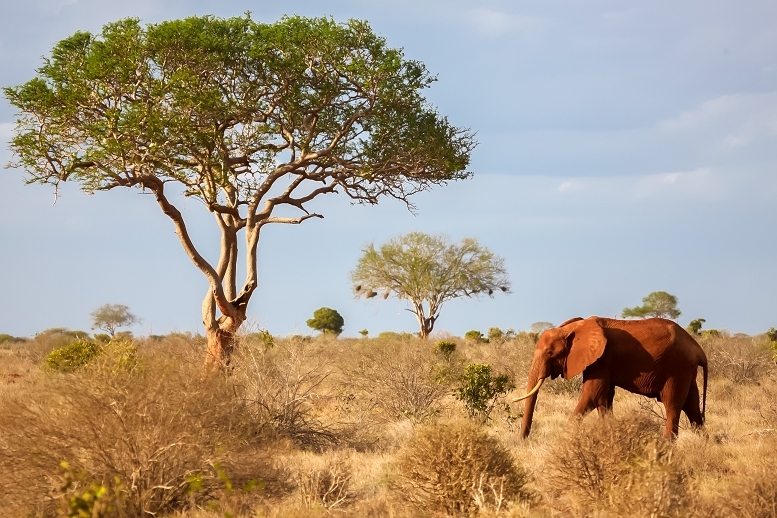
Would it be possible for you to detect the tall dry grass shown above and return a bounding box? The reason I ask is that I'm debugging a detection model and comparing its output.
[0,329,775,517]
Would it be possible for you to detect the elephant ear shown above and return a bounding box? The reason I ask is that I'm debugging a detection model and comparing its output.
[563,319,607,379]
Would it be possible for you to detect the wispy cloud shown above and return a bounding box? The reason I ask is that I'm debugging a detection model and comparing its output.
[466,8,548,37]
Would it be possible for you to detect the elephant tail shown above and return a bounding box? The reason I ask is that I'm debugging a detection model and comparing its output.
[700,356,708,423]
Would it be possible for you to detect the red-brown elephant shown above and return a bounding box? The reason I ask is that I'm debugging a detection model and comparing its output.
[515,316,708,439]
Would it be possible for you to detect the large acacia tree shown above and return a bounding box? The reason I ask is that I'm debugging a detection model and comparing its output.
[4,15,475,370]
[351,233,510,338]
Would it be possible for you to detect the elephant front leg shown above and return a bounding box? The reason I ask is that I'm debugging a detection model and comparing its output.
[572,376,612,418]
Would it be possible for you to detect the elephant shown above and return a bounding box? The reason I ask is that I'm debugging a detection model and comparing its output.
[514,316,708,439]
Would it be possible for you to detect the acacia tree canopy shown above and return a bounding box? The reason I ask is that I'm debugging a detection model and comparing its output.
[90,303,140,337]
[351,232,510,339]
[4,15,475,369]
[622,291,681,320]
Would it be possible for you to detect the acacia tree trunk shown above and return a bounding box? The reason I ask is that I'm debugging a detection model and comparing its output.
[413,301,438,339]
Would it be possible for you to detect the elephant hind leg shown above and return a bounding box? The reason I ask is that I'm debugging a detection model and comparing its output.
[661,379,693,439]
[682,380,703,428]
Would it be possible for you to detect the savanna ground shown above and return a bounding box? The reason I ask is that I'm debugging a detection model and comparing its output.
[1,326,776,517]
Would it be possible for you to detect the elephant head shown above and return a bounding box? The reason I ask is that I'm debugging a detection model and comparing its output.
[515,317,607,438]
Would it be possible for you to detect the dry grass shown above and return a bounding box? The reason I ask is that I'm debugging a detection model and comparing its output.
[0,330,776,517]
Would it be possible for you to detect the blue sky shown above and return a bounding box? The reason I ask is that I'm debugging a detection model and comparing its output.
[1,0,776,337]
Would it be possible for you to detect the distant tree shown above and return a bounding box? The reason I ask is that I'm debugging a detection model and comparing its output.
[352,233,510,339]
[487,327,504,342]
[687,318,706,336]
[530,322,554,333]
[90,303,140,337]
[4,15,474,371]
[622,291,681,320]
[766,327,777,343]
[306,307,344,336]
[465,330,488,344]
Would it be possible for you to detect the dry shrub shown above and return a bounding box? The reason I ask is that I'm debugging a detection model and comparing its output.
[541,414,695,518]
[702,335,774,384]
[235,338,339,450]
[292,451,353,511]
[394,421,532,516]
[0,343,281,517]
[347,341,450,423]
[720,459,777,517]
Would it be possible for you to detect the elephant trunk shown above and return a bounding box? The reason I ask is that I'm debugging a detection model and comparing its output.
[519,362,546,439]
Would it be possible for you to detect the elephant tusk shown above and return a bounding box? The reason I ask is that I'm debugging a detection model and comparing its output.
[512,377,545,402]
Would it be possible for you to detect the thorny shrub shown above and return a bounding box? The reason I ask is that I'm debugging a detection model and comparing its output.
[292,452,353,511]
[541,414,696,518]
[394,421,532,515]
[0,341,283,517]
[701,334,773,384]
[346,341,449,423]
[234,337,339,450]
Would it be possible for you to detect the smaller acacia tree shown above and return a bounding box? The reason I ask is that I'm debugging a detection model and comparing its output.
[622,291,681,320]
[90,303,140,337]
[351,232,510,339]
[306,307,344,335]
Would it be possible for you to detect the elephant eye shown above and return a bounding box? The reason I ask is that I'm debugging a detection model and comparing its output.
[546,350,553,356]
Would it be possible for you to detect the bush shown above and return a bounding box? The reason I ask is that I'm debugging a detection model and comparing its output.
[464,330,487,343]
[348,341,448,423]
[0,346,284,517]
[293,452,353,511]
[702,334,773,384]
[45,339,101,371]
[307,307,345,335]
[394,421,532,515]
[455,364,514,423]
[435,340,457,359]
[487,327,504,342]
[541,414,694,517]
[235,338,338,450]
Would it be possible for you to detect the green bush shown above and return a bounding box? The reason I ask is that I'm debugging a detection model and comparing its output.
[0,334,26,344]
[487,327,504,342]
[306,307,344,335]
[45,339,101,372]
[766,327,777,343]
[435,341,457,359]
[455,364,514,423]
[464,330,487,343]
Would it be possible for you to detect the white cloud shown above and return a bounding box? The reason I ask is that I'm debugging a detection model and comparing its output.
[558,179,584,192]
[467,9,547,37]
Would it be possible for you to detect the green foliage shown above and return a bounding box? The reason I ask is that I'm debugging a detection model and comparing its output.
[455,364,515,423]
[687,318,706,336]
[358,329,369,337]
[89,304,139,337]
[622,291,681,319]
[0,334,26,345]
[352,233,510,338]
[435,341,457,359]
[487,327,504,342]
[4,14,474,228]
[766,327,777,343]
[306,307,344,335]
[46,339,101,372]
[58,461,122,518]
[464,330,488,343]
